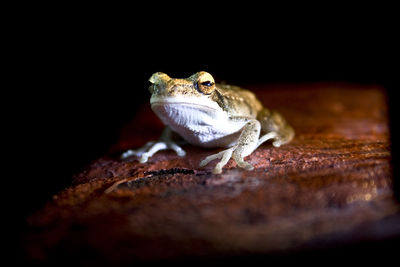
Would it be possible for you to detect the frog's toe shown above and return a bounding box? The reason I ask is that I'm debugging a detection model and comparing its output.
[232,153,254,171]
[200,148,234,173]
[212,166,223,174]
[200,156,216,167]
[237,160,254,170]
[244,163,254,171]
[199,152,223,167]
[199,159,208,168]
[272,140,282,147]
[121,141,156,160]
[168,143,186,157]
[139,153,149,163]
[176,150,186,157]
[121,149,134,159]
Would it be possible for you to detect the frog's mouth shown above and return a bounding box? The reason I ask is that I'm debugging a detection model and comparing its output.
[152,101,218,114]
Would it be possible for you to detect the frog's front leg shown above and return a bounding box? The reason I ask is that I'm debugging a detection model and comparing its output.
[121,126,186,162]
[200,120,275,174]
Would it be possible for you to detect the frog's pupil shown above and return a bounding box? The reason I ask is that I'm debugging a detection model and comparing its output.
[201,81,213,87]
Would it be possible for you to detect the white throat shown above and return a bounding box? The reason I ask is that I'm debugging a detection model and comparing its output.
[150,96,248,147]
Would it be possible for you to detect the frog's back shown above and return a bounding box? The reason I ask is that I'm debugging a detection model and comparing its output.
[212,84,263,119]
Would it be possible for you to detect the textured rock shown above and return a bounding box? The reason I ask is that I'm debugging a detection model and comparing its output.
[26,83,400,264]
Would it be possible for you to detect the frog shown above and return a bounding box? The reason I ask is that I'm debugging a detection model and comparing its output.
[121,71,294,174]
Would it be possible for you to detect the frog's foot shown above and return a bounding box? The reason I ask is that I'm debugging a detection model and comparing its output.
[200,120,265,174]
[121,140,186,162]
[199,147,234,174]
[232,153,254,171]
[199,146,256,174]
[121,141,155,159]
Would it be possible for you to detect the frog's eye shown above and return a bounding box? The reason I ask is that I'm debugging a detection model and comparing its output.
[196,72,216,95]
[201,81,213,87]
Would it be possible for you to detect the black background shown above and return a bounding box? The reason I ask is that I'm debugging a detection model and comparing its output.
[10,7,398,262]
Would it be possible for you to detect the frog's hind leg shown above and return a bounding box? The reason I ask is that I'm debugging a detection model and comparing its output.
[256,132,278,149]
[257,108,294,147]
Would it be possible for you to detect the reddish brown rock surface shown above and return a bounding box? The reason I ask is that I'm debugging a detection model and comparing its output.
[26,83,400,264]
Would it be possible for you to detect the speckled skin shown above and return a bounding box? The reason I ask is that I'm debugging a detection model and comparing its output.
[122,71,294,174]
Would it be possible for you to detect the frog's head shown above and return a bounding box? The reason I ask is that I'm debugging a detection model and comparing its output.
[148,71,216,101]
[148,71,225,128]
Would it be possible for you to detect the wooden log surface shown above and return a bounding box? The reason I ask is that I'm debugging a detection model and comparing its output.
[26,83,400,264]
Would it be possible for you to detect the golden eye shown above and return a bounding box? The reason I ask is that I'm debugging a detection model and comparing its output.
[196,72,216,94]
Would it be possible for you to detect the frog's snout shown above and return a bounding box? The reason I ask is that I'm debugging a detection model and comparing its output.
[149,72,170,85]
